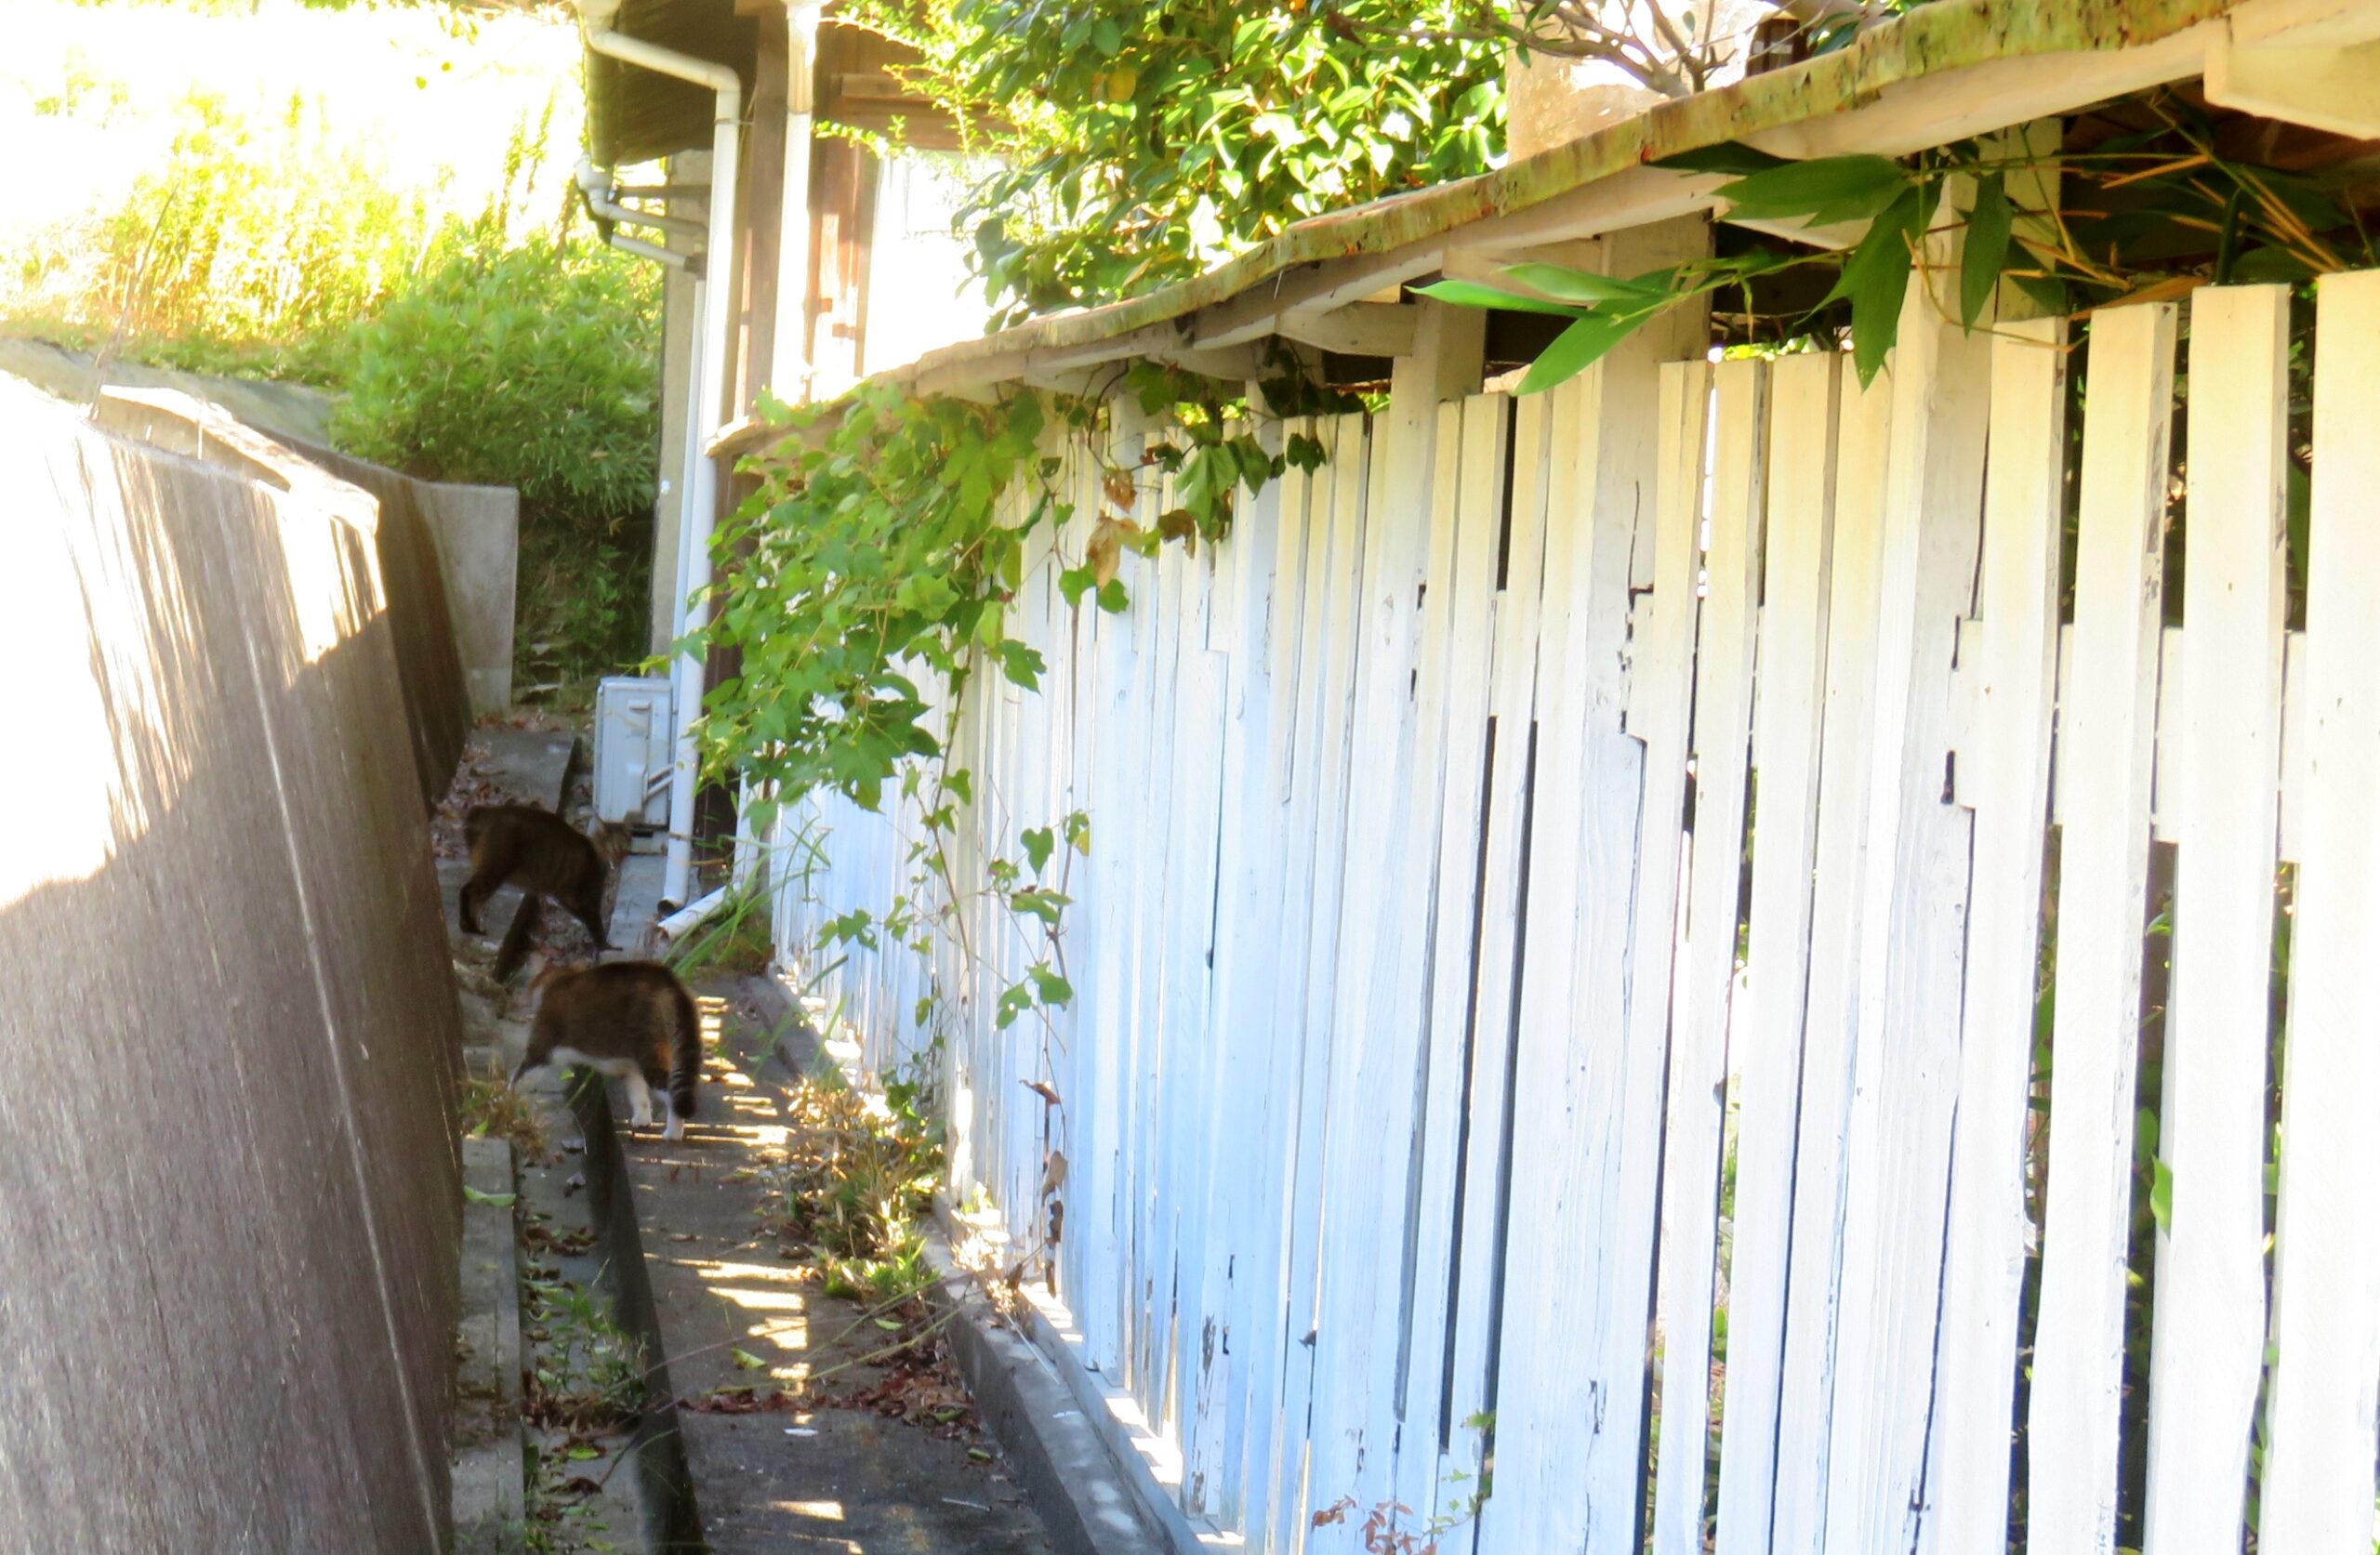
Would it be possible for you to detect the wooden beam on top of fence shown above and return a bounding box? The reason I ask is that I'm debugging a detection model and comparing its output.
[2259,266,2380,1551]
[2026,299,2178,1555]
[2141,282,2290,1555]
[1926,313,2070,1553]
[1649,353,1768,1555]
[1768,348,1897,1555]
[1714,348,1842,1555]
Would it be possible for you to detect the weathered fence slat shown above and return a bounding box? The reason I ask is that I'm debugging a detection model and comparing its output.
[1307,390,1497,1523]
[1185,416,1295,1519]
[2142,283,2290,1555]
[1390,387,1523,1522]
[1765,357,1893,1555]
[1651,357,1767,1555]
[1262,415,1382,1555]
[2257,269,2380,1550]
[1225,415,1331,1544]
[1822,266,1991,1555]
[1925,315,2069,1550]
[1713,349,1840,1555]
[2024,301,2177,1553]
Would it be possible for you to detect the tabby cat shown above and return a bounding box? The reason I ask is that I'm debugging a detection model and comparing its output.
[459,804,630,951]
[511,958,700,1139]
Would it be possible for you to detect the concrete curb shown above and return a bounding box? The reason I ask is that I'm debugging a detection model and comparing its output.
[567,1071,706,1552]
[454,1136,524,1547]
[923,1204,1221,1554]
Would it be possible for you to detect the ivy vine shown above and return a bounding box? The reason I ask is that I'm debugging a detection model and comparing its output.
[695,362,1343,1053]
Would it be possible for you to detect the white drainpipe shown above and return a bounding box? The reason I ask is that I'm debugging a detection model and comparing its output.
[574,0,742,910]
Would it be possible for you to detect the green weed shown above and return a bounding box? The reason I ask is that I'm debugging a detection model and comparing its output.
[665,885,776,981]
[522,1278,649,1433]
[765,1074,947,1308]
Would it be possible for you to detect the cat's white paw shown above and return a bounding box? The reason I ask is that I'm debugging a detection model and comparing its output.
[664,1114,685,1142]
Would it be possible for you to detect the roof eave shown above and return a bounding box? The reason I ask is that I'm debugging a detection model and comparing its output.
[717,0,2254,459]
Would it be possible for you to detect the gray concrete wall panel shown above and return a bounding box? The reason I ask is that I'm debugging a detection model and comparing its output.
[0,383,462,1551]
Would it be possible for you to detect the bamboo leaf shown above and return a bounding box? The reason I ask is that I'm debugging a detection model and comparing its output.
[1651,140,1791,177]
[1826,185,1924,387]
[1410,278,1587,317]
[1716,154,1909,226]
[1961,173,2013,328]
[1497,262,1667,307]
[1516,309,1655,396]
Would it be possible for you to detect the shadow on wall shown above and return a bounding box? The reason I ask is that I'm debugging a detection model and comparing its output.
[0,383,463,1550]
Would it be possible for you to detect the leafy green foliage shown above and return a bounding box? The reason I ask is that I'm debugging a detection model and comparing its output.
[2,0,581,379]
[1429,97,2376,396]
[333,239,661,516]
[333,238,663,695]
[702,383,1055,810]
[768,1071,948,1305]
[700,360,1329,811]
[523,1278,650,1432]
[837,0,1504,323]
[664,883,777,979]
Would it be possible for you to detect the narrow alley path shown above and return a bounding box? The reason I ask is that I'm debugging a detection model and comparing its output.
[439,721,1057,1553]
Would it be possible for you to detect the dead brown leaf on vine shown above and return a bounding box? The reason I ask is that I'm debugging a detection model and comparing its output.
[1157,507,1197,555]
[1086,517,1139,587]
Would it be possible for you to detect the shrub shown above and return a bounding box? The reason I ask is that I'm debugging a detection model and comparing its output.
[331,238,666,695]
[330,238,662,521]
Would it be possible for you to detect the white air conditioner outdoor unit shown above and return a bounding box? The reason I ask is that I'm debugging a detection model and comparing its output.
[593,676,673,829]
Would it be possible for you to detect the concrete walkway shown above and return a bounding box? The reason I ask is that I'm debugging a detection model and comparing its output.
[625,971,1053,1554]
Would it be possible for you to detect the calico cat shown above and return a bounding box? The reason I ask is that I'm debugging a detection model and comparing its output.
[511,958,700,1139]
[459,805,631,950]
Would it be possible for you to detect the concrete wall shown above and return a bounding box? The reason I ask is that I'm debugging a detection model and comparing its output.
[2,348,514,733]
[0,381,462,1550]
[282,433,512,739]
[415,481,519,717]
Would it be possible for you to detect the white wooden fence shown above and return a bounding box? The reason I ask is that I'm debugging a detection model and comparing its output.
[768,270,2380,1552]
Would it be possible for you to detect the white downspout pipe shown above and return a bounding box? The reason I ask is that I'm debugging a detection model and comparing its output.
[575,0,742,910]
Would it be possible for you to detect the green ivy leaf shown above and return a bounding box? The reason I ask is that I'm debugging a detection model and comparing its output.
[1020,826,1055,874]
[998,639,1045,691]
[1095,579,1130,613]
[1029,964,1074,1008]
